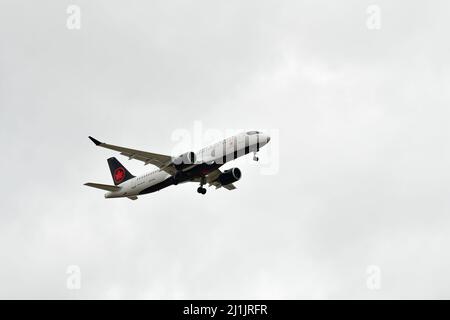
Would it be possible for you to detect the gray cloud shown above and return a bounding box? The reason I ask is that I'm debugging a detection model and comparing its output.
[1,0,449,299]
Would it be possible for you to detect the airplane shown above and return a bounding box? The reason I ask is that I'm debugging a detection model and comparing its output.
[84,131,271,199]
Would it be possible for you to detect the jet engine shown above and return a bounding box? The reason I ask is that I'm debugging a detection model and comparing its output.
[218,168,242,186]
[173,151,196,170]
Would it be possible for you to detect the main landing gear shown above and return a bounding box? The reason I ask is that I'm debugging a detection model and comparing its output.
[197,176,207,195]
[197,186,207,194]
[253,152,259,161]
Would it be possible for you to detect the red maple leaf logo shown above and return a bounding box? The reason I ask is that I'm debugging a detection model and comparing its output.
[114,167,125,183]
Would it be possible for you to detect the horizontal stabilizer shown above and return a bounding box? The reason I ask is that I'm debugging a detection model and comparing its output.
[84,182,120,192]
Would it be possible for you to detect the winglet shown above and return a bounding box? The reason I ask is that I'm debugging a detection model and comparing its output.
[88,136,102,146]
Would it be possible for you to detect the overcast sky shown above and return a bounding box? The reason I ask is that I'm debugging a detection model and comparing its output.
[1,0,450,299]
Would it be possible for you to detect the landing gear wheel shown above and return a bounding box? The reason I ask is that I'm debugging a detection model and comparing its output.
[197,176,207,194]
[253,153,259,161]
[197,187,207,194]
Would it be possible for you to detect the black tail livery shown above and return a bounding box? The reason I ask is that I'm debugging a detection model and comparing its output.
[107,157,135,185]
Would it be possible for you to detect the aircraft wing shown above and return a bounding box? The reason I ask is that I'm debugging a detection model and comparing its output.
[205,169,237,190]
[88,136,177,175]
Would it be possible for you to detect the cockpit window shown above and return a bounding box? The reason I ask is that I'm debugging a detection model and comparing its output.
[246,131,260,135]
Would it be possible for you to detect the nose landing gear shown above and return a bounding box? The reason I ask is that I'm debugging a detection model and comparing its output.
[253,152,259,161]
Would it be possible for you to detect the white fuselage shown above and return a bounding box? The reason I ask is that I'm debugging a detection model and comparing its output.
[104,131,270,198]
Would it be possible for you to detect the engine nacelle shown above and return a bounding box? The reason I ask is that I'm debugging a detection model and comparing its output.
[218,167,242,186]
[172,151,196,170]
